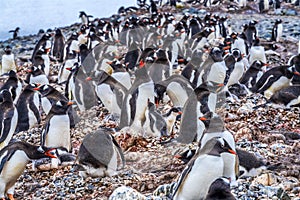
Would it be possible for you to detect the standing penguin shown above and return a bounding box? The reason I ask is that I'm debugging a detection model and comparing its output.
[108,60,132,89]
[172,137,236,200]
[75,128,125,178]
[259,0,270,13]
[31,33,52,61]
[204,177,236,200]
[119,65,155,134]
[143,100,168,138]
[38,84,76,128]
[15,84,41,133]
[8,27,20,39]
[0,90,18,150]
[1,46,17,75]
[271,19,283,42]
[0,70,23,103]
[248,38,267,65]
[40,100,73,168]
[32,49,51,77]
[79,11,93,25]
[0,141,57,200]
[52,28,65,61]
[240,60,266,89]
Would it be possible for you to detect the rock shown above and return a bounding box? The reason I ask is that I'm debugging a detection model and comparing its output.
[254,173,277,186]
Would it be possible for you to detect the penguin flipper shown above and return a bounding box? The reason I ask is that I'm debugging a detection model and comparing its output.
[29,103,41,124]
[0,114,14,143]
[41,121,50,146]
[0,149,16,174]
[111,135,125,168]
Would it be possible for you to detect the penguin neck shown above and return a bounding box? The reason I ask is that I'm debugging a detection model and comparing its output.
[10,142,46,160]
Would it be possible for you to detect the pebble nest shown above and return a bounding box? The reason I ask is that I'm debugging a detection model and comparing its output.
[1,1,300,200]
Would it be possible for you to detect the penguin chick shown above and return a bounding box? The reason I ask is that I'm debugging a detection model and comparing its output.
[143,100,168,138]
[163,107,182,134]
[172,137,236,200]
[0,141,57,200]
[32,147,76,171]
[204,177,236,200]
[269,85,300,108]
[75,128,125,178]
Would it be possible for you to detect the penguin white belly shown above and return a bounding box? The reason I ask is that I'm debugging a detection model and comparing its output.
[41,97,52,115]
[106,146,119,176]
[131,82,155,132]
[207,61,227,84]
[41,54,50,76]
[1,55,16,74]
[263,0,269,10]
[195,38,208,50]
[166,114,177,134]
[208,93,217,113]
[28,93,40,129]
[45,115,70,150]
[196,102,206,142]
[58,59,76,84]
[78,33,88,45]
[175,156,224,200]
[249,47,266,65]
[111,72,132,89]
[96,84,121,116]
[0,151,29,193]
[232,38,247,56]
[276,24,283,42]
[30,75,49,85]
[13,81,23,104]
[227,62,245,87]
[286,96,300,108]
[264,77,290,99]
[166,82,189,107]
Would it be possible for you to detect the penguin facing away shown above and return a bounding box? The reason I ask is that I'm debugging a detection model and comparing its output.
[0,141,57,200]
[0,90,18,150]
[172,137,236,200]
[75,128,125,178]
[52,28,65,61]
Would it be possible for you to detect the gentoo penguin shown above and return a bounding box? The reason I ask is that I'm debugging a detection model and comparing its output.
[201,47,227,86]
[230,32,248,57]
[108,60,132,89]
[236,148,267,177]
[243,20,258,47]
[143,100,168,138]
[15,84,41,133]
[8,27,20,39]
[172,137,236,200]
[259,0,269,13]
[224,48,245,88]
[32,49,50,77]
[240,60,266,89]
[52,28,65,61]
[0,141,57,200]
[204,177,236,200]
[271,19,283,42]
[150,0,158,15]
[288,53,300,84]
[40,100,73,168]
[163,107,182,134]
[1,46,17,75]
[31,33,52,61]
[90,70,128,120]
[268,85,300,108]
[0,70,23,103]
[65,63,97,111]
[119,65,155,134]
[251,65,296,99]
[199,114,238,186]
[25,65,49,85]
[155,74,194,107]
[79,11,93,25]
[38,84,76,128]
[75,128,125,178]
[0,90,18,150]
[176,82,223,144]
[248,38,267,65]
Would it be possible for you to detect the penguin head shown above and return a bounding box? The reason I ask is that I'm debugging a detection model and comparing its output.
[206,177,232,196]
[8,70,18,79]
[275,19,282,24]
[55,28,63,35]
[0,89,13,103]
[205,137,236,156]
[4,45,12,54]
[232,48,243,62]
[36,146,58,159]
[79,11,87,18]
[25,83,40,92]
[38,84,53,96]
[50,100,73,114]
[210,47,223,62]
[251,60,265,70]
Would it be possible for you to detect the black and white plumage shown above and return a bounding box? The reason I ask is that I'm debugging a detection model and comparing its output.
[268,85,300,108]
[240,60,266,89]
[271,19,283,42]
[0,70,23,103]
[172,137,236,200]
[8,27,20,39]
[0,90,18,150]
[75,128,125,178]
[204,177,236,200]
[25,65,49,85]
[31,33,52,61]
[0,141,57,200]
[15,84,41,133]
[52,28,65,61]
[147,49,171,83]
[1,46,16,75]
[248,38,266,65]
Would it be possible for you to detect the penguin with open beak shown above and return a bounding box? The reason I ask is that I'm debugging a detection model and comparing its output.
[172,137,236,200]
[75,127,125,178]
[0,140,57,200]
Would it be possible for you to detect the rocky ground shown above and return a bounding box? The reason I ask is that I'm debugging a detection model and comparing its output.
[1,1,300,200]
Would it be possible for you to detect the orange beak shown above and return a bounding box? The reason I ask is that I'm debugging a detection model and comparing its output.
[67,101,74,106]
[294,71,300,76]
[33,87,40,91]
[218,83,224,87]
[45,149,57,158]
[199,117,207,121]
[66,67,72,71]
[86,77,92,81]
[228,149,236,155]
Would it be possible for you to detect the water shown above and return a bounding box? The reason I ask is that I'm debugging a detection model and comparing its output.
[0,0,136,41]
